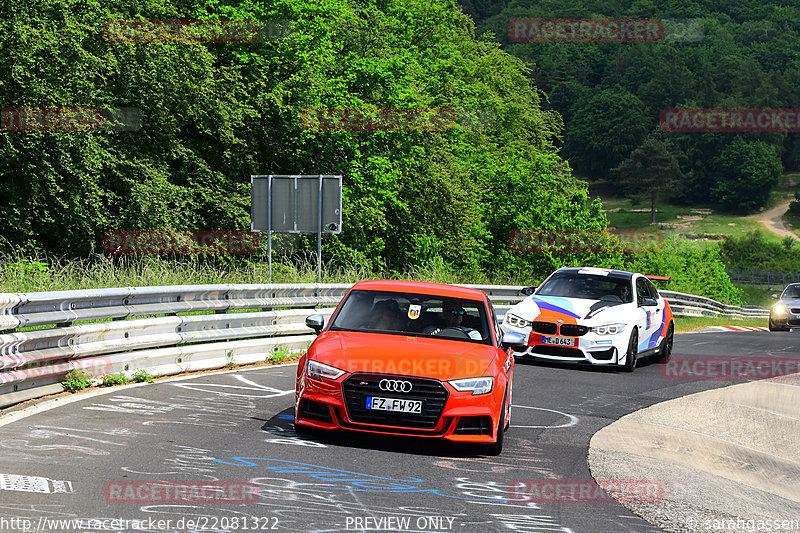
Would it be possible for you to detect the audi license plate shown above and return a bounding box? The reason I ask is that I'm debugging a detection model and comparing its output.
[366,396,422,413]
[541,335,576,347]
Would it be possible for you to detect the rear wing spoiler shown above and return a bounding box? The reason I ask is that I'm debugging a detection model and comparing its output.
[645,275,671,282]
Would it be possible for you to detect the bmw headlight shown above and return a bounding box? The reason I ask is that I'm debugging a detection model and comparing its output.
[773,303,788,315]
[505,313,531,328]
[591,323,627,335]
[449,377,494,395]
[306,360,345,381]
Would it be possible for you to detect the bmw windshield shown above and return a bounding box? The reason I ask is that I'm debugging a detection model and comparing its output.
[329,290,493,344]
[536,273,633,303]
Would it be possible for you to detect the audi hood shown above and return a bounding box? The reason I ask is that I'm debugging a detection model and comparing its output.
[308,331,498,380]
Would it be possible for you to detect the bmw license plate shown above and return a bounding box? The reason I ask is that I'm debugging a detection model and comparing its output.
[366,396,422,413]
[541,335,576,347]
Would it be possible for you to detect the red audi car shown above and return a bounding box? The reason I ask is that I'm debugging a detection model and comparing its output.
[294,280,525,454]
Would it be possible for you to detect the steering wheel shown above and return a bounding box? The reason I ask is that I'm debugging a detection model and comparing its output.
[432,327,471,339]
[599,295,623,302]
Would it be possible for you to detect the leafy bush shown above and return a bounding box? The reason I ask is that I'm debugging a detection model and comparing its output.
[720,231,800,273]
[62,369,94,393]
[788,192,800,216]
[100,372,131,387]
[626,237,742,305]
[131,369,154,383]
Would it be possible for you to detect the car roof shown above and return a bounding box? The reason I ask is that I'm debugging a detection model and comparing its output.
[553,266,636,280]
[351,280,488,300]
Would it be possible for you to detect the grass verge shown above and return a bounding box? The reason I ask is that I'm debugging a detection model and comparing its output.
[674,315,768,333]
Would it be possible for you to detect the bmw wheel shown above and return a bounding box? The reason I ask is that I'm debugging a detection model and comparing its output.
[623,328,638,373]
[656,322,674,364]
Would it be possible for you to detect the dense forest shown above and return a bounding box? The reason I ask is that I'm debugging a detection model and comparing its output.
[4,0,798,302]
[464,0,798,211]
[0,0,622,279]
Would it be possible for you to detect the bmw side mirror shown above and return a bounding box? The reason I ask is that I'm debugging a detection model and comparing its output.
[305,314,325,334]
[501,331,527,350]
[639,297,658,307]
[519,286,536,296]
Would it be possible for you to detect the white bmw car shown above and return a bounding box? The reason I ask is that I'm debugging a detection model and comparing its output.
[501,267,674,371]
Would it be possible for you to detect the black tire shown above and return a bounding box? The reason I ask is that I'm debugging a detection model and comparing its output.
[623,328,638,373]
[485,388,507,456]
[769,323,776,332]
[656,322,674,364]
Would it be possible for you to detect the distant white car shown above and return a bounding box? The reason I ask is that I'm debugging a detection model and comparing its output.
[501,267,674,371]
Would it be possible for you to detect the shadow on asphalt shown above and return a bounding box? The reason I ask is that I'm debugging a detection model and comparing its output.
[513,355,659,372]
[260,407,501,458]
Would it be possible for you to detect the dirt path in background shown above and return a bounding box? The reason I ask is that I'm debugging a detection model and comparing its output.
[751,200,800,241]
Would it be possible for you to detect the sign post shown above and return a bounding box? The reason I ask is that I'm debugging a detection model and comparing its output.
[251,175,342,281]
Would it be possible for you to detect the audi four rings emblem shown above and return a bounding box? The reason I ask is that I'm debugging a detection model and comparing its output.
[379,379,412,393]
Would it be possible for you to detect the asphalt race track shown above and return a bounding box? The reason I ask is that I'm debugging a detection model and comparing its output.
[0,330,796,533]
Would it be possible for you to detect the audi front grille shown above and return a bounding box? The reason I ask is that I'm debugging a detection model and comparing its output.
[531,321,558,335]
[342,373,449,429]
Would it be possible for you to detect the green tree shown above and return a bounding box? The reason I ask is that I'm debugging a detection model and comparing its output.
[563,87,650,179]
[711,137,782,212]
[614,135,684,224]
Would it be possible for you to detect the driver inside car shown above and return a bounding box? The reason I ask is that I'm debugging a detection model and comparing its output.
[614,283,632,303]
[424,301,482,340]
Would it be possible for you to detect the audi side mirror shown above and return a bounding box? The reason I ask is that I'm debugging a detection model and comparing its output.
[501,331,527,351]
[305,314,325,334]
[519,286,536,296]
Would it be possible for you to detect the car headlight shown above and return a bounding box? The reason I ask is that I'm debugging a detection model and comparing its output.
[773,303,787,315]
[449,377,494,395]
[591,323,627,335]
[505,313,531,328]
[306,360,346,381]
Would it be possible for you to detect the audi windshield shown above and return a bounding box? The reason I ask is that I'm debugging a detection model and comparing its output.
[329,290,492,344]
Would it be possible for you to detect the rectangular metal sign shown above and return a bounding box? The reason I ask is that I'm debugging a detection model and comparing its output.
[251,175,342,234]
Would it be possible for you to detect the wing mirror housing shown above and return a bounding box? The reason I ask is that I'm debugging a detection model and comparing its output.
[500,331,527,351]
[305,314,325,334]
[772,294,779,299]
[519,286,536,296]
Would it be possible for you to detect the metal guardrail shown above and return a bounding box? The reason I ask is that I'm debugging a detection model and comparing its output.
[726,269,800,287]
[0,283,768,409]
[659,290,771,319]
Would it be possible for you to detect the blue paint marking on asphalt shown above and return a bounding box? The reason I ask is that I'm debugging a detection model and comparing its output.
[213,457,509,501]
